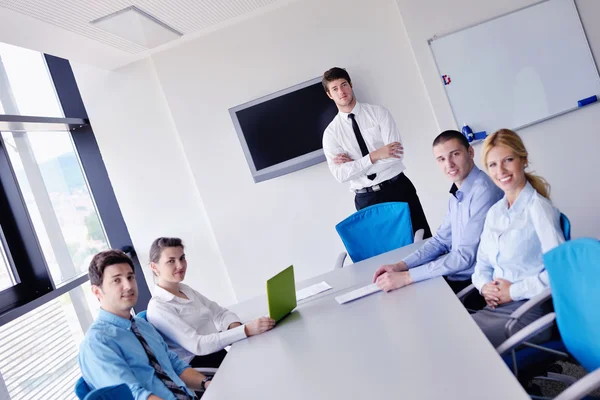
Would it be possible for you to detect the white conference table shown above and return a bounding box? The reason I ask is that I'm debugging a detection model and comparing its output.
[204,242,529,400]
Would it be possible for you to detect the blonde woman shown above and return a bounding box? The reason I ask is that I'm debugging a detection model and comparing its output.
[146,237,275,369]
[471,129,565,347]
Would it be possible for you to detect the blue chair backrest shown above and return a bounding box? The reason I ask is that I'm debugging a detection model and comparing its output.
[75,377,134,400]
[560,213,571,240]
[137,310,147,321]
[84,384,134,400]
[75,377,91,399]
[544,238,600,372]
[335,202,413,263]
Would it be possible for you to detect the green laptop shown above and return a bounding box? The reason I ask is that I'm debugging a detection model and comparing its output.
[266,265,297,322]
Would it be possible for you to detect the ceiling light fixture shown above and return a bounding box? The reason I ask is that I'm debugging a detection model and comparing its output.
[90,6,182,49]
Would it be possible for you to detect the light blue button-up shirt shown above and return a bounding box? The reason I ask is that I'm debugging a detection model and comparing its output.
[79,308,194,400]
[404,166,503,282]
[472,181,565,301]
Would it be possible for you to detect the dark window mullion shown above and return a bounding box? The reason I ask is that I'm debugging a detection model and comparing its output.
[44,54,152,311]
[0,134,53,315]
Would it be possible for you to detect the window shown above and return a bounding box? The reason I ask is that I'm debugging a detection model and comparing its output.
[0,42,63,118]
[0,281,100,400]
[2,131,109,286]
[0,43,150,399]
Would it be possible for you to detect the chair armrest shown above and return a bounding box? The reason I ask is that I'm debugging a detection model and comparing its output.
[496,312,556,356]
[194,367,218,376]
[413,229,425,243]
[334,252,347,269]
[505,288,552,337]
[554,367,600,400]
[535,372,578,386]
[510,288,552,320]
[456,283,476,301]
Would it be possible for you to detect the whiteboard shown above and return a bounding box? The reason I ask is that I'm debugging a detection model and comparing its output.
[430,0,600,134]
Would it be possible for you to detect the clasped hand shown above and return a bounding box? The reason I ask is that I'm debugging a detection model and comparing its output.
[481,278,512,309]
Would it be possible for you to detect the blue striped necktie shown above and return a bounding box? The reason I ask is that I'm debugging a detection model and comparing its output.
[130,318,195,399]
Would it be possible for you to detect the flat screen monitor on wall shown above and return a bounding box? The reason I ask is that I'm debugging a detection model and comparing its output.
[229,77,338,183]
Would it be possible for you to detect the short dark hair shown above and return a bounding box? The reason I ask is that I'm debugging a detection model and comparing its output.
[149,237,184,264]
[322,67,351,93]
[432,130,470,150]
[88,249,134,286]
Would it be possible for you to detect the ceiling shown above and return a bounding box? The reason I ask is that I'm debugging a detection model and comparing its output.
[0,0,292,68]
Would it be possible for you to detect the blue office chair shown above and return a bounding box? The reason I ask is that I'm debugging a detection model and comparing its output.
[75,377,134,400]
[494,237,600,399]
[560,213,571,243]
[544,238,600,399]
[334,202,424,268]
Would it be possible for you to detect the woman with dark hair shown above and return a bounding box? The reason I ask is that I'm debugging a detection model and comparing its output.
[146,237,275,369]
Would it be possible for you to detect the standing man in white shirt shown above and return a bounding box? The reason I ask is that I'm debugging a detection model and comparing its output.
[321,67,431,238]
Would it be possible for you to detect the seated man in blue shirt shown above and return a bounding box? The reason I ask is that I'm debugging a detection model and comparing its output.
[79,249,210,400]
[373,130,503,305]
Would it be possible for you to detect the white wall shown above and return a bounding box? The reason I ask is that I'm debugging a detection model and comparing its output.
[395,0,600,239]
[71,60,236,305]
[149,0,444,301]
[69,0,599,305]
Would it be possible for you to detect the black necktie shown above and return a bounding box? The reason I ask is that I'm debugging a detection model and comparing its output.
[348,113,376,181]
[130,318,195,400]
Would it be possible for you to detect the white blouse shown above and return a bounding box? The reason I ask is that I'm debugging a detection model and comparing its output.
[147,283,247,363]
[472,182,565,301]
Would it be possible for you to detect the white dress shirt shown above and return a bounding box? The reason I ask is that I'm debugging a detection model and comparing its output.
[147,283,247,363]
[472,182,565,301]
[322,102,406,192]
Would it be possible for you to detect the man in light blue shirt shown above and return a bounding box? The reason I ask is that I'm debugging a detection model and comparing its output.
[79,249,210,400]
[373,130,503,305]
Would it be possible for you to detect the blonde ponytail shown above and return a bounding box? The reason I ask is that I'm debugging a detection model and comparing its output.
[524,172,550,199]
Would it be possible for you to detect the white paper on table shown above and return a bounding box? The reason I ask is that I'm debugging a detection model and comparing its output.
[335,283,381,304]
[296,281,332,301]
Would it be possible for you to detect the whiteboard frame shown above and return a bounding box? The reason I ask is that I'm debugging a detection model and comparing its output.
[428,0,600,133]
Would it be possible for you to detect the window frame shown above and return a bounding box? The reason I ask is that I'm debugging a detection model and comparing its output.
[0,54,151,326]
[0,142,53,314]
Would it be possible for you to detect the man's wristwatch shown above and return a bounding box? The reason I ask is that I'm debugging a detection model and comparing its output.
[201,376,212,390]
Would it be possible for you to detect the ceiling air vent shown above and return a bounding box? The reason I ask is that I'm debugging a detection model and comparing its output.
[90,6,182,49]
